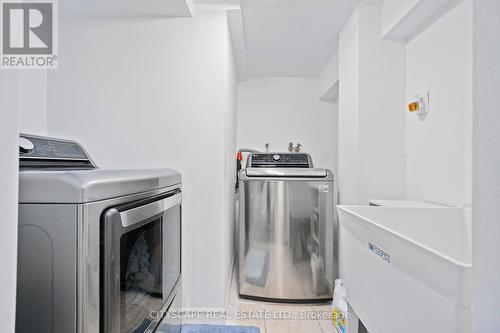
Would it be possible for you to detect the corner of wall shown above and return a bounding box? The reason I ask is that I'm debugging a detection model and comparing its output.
[0,70,20,333]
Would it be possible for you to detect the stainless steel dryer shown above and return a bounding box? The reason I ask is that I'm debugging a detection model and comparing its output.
[17,134,182,333]
[238,153,335,303]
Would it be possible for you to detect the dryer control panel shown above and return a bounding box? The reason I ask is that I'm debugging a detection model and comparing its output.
[19,134,96,169]
[247,153,313,168]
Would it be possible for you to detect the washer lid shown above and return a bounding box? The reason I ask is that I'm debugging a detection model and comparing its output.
[246,167,328,178]
[19,168,181,203]
[368,200,448,208]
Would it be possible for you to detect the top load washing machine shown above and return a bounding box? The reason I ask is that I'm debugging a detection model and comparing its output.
[17,134,182,333]
[238,152,335,303]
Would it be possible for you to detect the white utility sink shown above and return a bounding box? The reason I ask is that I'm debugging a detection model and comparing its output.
[337,206,472,333]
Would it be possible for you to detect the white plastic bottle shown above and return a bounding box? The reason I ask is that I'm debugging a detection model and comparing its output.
[331,279,349,333]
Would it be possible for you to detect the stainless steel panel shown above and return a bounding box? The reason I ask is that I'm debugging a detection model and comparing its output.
[162,207,182,303]
[155,283,182,333]
[17,204,78,333]
[19,169,181,203]
[238,171,335,302]
[120,193,181,227]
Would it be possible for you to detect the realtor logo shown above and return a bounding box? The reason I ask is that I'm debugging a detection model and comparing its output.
[1,0,58,69]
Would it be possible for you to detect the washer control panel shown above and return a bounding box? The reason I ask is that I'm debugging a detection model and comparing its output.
[248,153,312,168]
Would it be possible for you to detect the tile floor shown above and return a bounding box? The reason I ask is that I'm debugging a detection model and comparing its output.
[182,268,335,333]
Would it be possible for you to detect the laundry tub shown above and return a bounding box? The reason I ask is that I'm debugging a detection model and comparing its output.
[337,206,471,333]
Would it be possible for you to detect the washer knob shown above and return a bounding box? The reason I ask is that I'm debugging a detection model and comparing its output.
[19,137,34,154]
[273,154,281,161]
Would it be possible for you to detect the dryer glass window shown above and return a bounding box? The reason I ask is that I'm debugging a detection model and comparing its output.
[120,218,163,333]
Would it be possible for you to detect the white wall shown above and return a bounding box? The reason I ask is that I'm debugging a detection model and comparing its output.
[0,71,20,333]
[381,0,419,38]
[338,2,407,206]
[338,9,360,204]
[338,1,471,208]
[318,52,339,101]
[222,20,237,295]
[237,77,337,175]
[381,0,463,41]
[18,71,48,135]
[406,0,472,206]
[472,0,500,331]
[358,3,407,206]
[46,9,236,309]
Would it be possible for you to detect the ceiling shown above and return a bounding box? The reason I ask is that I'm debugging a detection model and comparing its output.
[64,0,358,76]
[240,0,358,77]
[194,0,358,77]
[61,0,193,16]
